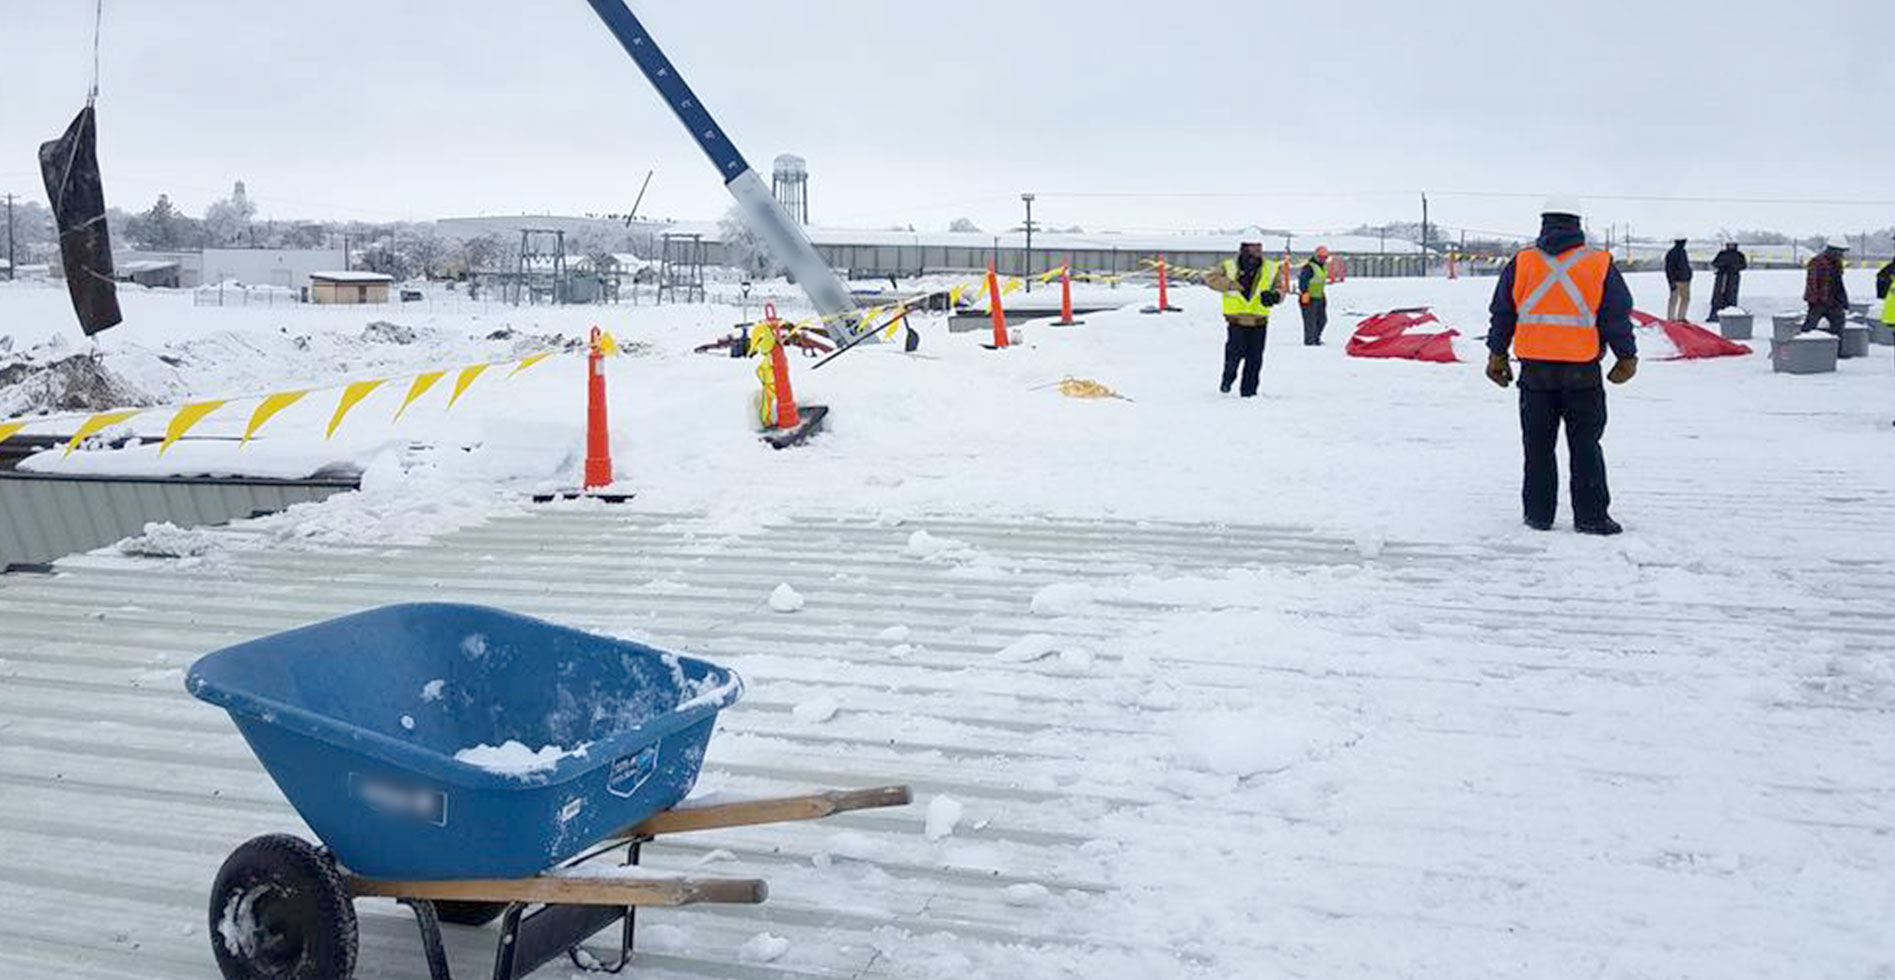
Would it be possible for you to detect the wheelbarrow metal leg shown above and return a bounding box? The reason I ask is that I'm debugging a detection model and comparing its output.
[566,838,644,974]
[399,898,454,980]
[494,902,627,980]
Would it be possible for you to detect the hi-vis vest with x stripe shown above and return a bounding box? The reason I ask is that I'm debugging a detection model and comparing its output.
[1221,258,1280,319]
[1512,246,1612,363]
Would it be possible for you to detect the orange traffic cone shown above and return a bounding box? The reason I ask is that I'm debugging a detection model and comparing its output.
[986,264,1010,349]
[1143,253,1181,314]
[764,306,801,429]
[583,325,614,490]
[1052,259,1084,327]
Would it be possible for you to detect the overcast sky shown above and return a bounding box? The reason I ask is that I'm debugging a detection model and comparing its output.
[3,0,1890,242]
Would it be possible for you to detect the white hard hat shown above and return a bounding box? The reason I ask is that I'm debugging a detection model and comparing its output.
[1825,237,1851,251]
[1540,196,1584,219]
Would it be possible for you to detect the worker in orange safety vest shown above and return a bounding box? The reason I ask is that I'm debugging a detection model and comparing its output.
[1485,198,1639,536]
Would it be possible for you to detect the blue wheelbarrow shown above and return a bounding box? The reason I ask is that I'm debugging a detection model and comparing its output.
[188,604,910,980]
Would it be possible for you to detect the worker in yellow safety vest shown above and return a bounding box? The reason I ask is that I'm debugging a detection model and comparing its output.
[1203,242,1282,397]
[1879,256,1895,426]
[1486,198,1639,536]
[1298,246,1331,346]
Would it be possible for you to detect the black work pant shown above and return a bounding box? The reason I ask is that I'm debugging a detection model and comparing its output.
[1301,297,1328,345]
[1709,273,1740,320]
[1804,305,1847,335]
[1520,385,1611,526]
[1222,322,1268,396]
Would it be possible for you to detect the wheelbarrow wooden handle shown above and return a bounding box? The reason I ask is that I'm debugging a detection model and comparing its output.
[349,874,768,907]
[620,785,913,839]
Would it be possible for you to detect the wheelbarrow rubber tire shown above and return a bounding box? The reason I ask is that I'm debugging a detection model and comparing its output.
[431,900,508,927]
[208,834,359,980]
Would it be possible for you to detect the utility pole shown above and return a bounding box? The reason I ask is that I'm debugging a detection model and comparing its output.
[1021,193,1036,292]
[1420,192,1430,275]
[4,193,14,281]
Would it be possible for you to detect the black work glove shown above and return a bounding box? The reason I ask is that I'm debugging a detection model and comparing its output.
[1260,290,1283,306]
[1485,352,1514,388]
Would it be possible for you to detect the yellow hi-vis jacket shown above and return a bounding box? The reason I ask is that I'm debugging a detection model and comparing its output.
[1219,259,1280,320]
[1883,283,1895,326]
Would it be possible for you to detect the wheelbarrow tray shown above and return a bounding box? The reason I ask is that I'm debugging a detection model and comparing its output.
[186,603,742,881]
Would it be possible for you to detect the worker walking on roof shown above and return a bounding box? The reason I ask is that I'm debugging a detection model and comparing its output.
[1664,238,1693,321]
[1709,242,1747,322]
[1203,242,1282,397]
[1486,199,1638,536]
[1298,246,1331,346]
[1804,239,1851,337]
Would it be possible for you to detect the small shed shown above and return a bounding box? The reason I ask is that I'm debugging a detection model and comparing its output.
[117,259,182,289]
[308,271,394,305]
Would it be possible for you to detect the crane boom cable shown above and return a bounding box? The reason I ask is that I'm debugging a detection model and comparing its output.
[87,0,104,105]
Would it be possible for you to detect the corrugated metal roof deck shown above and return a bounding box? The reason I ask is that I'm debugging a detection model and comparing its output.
[2,508,1401,980]
[5,506,1893,978]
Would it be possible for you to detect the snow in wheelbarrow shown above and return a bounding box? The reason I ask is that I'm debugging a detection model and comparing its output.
[186,603,742,881]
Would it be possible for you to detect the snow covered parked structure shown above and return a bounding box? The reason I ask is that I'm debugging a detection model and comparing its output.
[308,270,394,304]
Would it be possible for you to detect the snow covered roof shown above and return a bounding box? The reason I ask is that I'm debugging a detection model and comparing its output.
[309,271,395,283]
[645,221,1426,256]
[119,259,181,274]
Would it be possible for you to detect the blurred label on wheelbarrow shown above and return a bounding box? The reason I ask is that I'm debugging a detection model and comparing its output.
[350,772,448,828]
[606,746,659,799]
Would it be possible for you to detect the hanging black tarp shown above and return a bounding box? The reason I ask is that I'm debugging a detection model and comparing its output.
[39,106,122,336]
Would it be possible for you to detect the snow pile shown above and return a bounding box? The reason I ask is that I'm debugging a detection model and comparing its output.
[1030,582,1095,616]
[736,932,790,964]
[791,695,839,724]
[116,522,224,559]
[768,583,805,613]
[924,794,964,841]
[905,528,971,560]
[994,634,1061,664]
[1171,708,1328,779]
[453,740,588,776]
[0,345,155,417]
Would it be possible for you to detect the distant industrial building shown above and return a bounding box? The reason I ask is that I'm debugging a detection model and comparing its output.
[202,248,348,290]
[96,247,350,290]
[308,271,394,305]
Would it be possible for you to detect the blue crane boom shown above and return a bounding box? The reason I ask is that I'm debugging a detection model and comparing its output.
[582,0,866,343]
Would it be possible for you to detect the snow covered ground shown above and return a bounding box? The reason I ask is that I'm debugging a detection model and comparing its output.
[1,267,1892,978]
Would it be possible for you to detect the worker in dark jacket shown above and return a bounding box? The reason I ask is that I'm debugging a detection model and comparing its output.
[1203,242,1282,397]
[1803,239,1851,336]
[1664,239,1693,321]
[1708,243,1747,322]
[1487,198,1638,536]
[1297,246,1331,346]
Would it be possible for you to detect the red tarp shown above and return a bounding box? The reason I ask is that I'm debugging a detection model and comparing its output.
[1346,307,1462,363]
[1631,310,1753,360]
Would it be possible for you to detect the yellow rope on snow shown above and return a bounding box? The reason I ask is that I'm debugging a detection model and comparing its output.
[1052,377,1131,402]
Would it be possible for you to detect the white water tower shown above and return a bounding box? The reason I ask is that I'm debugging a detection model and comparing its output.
[772,154,809,225]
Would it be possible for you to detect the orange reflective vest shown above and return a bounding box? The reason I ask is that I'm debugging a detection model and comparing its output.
[1512,246,1611,363]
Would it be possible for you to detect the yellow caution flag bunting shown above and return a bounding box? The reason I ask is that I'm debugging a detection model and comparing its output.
[0,421,25,447]
[244,391,307,444]
[597,332,623,358]
[160,401,227,455]
[394,371,445,421]
[506,351,554,378]
[325,379,386,439]
[447,364,490,410]
[65,410,142,457]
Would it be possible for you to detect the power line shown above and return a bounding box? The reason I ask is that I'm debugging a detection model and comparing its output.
[1037,189,1895,208]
